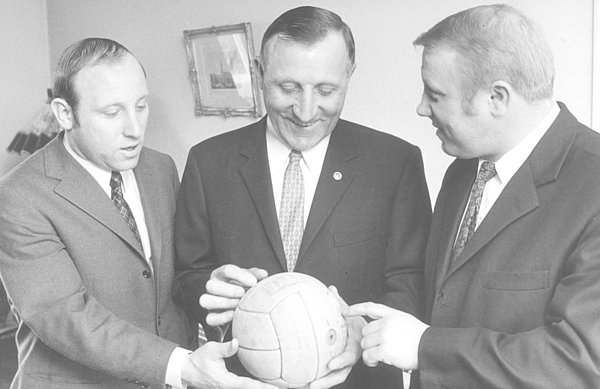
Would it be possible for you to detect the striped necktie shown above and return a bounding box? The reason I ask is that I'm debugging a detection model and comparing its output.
[110,171,143,250]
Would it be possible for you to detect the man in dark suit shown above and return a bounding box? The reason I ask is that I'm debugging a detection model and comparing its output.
[174,6,431,389]
[347,4,600,388]
[0,38,275,389]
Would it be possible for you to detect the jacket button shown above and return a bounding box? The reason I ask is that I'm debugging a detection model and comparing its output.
[142,270,151,279]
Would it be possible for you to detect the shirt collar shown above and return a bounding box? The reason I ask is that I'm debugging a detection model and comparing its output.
[482,102,560,184]
[265,116,330,176]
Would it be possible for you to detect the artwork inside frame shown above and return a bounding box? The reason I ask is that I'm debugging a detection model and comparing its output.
[183,23,262,118]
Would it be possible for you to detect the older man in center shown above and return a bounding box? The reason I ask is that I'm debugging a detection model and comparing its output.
[174,6,431,388]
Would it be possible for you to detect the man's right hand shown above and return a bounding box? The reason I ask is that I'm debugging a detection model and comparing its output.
[199,264,268,327]
[181,339,278,389]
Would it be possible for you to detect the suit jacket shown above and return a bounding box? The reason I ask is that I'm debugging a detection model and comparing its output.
[174,117,431,388]
[0,133,196,389]
[417,103,600,388]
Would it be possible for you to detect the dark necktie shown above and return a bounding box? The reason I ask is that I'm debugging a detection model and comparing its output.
[279,150,304,271]
[110,171,143,248]
[451,161,497,262]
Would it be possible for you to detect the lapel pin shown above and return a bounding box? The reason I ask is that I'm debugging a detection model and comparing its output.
[333,171,342,181]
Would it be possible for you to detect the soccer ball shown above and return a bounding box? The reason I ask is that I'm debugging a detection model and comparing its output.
[232,272,347,388]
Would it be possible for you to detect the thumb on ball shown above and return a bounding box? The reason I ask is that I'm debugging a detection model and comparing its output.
[328,285,348,308]
[221,338,239,358]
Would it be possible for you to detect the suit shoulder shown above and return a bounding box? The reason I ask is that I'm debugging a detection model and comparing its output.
[573,125,600,158]
[0,147,46,189]
[138,147,178,182]
[338,119,421,156]
[140,146,175,165]
[188,120,263,156]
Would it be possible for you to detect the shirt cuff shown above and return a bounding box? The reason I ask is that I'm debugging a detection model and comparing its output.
[165,347,192,389]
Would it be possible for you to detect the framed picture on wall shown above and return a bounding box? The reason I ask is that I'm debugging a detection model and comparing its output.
[183,23,262,118]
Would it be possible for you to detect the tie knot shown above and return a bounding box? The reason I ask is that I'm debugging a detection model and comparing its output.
[477,161,496,183]
[289,150,303,163]
[110,171,123,191]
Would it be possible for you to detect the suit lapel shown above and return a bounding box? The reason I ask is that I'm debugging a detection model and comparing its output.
[297,124,359,265]
[47,133,145,260]
[434,159,477,290]
[445,165,539,278]
[135,150,161,267]
[439,103,579,285]
[238,119,287,269]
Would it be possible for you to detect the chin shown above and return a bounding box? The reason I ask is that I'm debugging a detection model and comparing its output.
[441,143,460,158]
[115,159,141,172]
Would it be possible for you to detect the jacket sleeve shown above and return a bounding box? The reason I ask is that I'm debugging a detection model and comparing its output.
[173,148,217,327]
[379,145,432,319]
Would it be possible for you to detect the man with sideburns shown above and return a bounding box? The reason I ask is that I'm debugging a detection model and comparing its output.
[347,4,600,388]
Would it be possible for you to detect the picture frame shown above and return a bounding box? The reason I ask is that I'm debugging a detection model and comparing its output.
[183,23,262,118]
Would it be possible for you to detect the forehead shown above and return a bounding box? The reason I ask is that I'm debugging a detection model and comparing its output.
[263,32,351,81]
[74,54,148,106]
[421,47,462,89]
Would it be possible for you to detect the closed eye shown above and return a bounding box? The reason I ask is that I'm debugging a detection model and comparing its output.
[103,109,120,117]
[317,88,336,97]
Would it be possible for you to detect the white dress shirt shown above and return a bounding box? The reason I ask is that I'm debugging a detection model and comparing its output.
[63,134,189,389]
[266,118,330,225]
[472,102,560,229]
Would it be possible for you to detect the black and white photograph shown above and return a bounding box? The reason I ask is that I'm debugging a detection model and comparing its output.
[0,1,598,388]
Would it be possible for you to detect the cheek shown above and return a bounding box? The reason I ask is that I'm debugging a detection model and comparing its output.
[319,96,345,117]
[263,88,290,110]
[86,123,122,151]
[139,111,150,130]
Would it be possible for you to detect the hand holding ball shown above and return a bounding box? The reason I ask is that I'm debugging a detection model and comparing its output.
[232,272,347,388]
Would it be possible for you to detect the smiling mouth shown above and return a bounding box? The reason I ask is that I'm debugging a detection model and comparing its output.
[290,118,317,127]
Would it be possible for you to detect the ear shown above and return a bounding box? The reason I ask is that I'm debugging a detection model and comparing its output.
[347,62,357,79]
[254,57,265,89]
[489,81,511,117]
[50,98,75,130]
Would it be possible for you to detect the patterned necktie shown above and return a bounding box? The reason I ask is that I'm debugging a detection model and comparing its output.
[279,150,304,271]
[451,161,497,262]
[110,171,143,248]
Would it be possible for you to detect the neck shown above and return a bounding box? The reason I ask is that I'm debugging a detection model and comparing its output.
[489,99,555,160]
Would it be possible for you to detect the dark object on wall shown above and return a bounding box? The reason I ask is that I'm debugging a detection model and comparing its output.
[7,89,59,155]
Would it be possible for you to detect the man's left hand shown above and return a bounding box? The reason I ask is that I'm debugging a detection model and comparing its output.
[308,286,365,389]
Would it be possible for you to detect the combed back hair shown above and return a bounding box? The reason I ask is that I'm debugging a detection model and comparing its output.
[260,6,355,70]
[413,4,554,104]
[52,38,144,115]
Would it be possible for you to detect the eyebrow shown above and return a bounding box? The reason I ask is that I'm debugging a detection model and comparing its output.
[424,83,444,96]
[97,94,149,108]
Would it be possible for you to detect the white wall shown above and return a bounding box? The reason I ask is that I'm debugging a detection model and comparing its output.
[0,0,51,176]
[38,0,595,201]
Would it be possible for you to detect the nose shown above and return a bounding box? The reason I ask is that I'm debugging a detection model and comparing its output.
[292,91,317,124]
[416,94,431,117]
[123,110,144,138]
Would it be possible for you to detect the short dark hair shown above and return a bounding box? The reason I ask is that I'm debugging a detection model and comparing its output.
[260,6,355,68]
[52,38,144,121]
[414,4,554,104]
